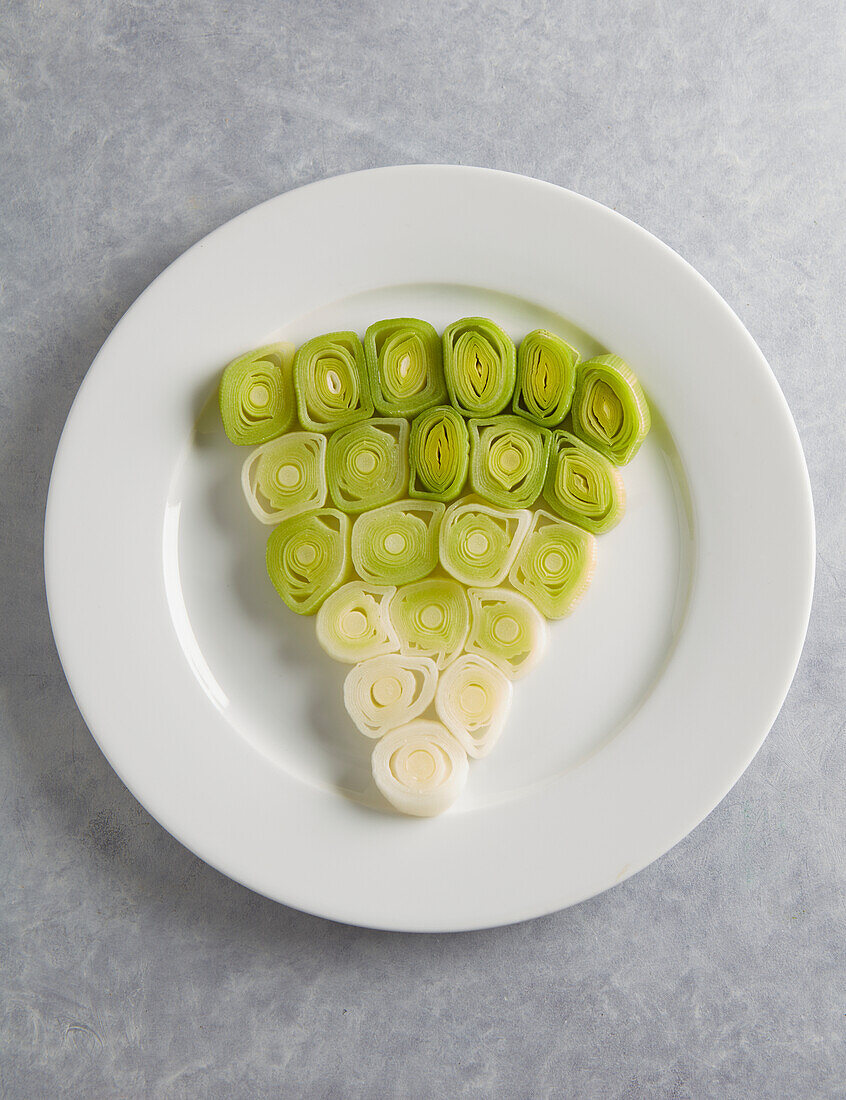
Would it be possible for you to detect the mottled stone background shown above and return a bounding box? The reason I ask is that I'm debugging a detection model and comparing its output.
[1,1,844,1096]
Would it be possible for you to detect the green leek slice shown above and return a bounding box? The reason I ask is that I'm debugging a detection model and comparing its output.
[408,405,469,502]
[241,432,327,525]
[465,587,547,679]
[293,331,373,433]
[343,654,438,739]
[372,721,469,817]
[443,317,516,416]
[219,341,296,445]
[508,508,597,619]
[438,497,531,587]
[468,415,552,509]
[512,329,578,427]
[542,430,625,534]
[326,417,409,513]
[265,508,349,615]
[315,582,399,663]
[571,355,650,464]
[351,499,444,585]
[388,578,470,669]
[435,653,512,759]
[364,318,447,417]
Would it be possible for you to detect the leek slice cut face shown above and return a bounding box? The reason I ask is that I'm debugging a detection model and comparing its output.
[241,432,327,525]
[513,329,578,427]
[435,654,512,759]
[571,355,651,465]
[372,721,469,817]
[469,415,552,509]
[542,430,625,534]
[326,417,409,513]
[294,331,373,433]
[351,499,444,585]
[443,317,516,417]
[219,342,296,445]
[389,578,470,669]
[438,498,531,587]
[266,508,349,615]
[408,405,469,502]
[344,654,438,739]
[364,318,447,417]
[465,587,547,679]
[509,509,597,620]
[316,582,399,663]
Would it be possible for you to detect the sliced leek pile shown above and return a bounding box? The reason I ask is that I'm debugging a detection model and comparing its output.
[218,316,651,816]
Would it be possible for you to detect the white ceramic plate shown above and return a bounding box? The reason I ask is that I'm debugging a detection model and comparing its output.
[45,167,814,931]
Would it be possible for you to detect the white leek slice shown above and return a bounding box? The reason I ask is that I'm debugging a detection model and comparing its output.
[438,497,531,587]
[508,509,596,619]
[372,721,469,817]
[344,654,438,738]
[389,578,470,669]
[465,587,547,679]
[315,582,399,663]
[435,654,512,758]
[241,432,327,524]
[351,499,444,585]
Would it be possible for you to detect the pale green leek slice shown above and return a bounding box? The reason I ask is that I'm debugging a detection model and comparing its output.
[438,497,531,587]
[571,355,650,464]
[465,587,547,679]
[435,653,512,759]
[343,654,438,739]
[508,509,597,620]
[468,415,552,509]
[219,341,296,445]
[315,582,399,663]
[265,508,349,615]
[372,721,469,817]
[326,417,409,513]
[542,430,625,534]
[443,317,516,416]
[512,329,578,427]
[293,331,373,433]
[408,405,469,502]
[364,318,447,417]
[351,499,444,585]
[388,578,470,669]
[241,432,327,525]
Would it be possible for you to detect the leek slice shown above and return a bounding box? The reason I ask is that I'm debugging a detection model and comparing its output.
[542,430,625,534]
[408,405,469,502]
[438,497,531,587]
[326,417,409,513]
[219,341,296,445]
[571,355,650,464]
[508,508,597,619]
[293,331,373,433]
[435,653,512,759]
[443,317,516,416]
[468,415,552,509]
[315,582,399,663]
[512,329,578,427]
[344,654,438,739]
[389,578,470,669]
[465,587,547,679]
[241,432,327,525]
[364,318,447,417]
[351,499,444,585]
[372,721,469,817]
[265,508,349,615]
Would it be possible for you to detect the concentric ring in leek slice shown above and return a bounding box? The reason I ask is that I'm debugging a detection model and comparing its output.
[465,587,547,679]
[388,578,470,669]
[265,508,349,615]
[435,653,512,759]
[372,721,469,817]
[344,654,438,739]
[443,317,516,416]
[408,405,469,502]
[512,329,578,427]
[542,430,625,534]
[241,432,327,525]
[508,508,597,620]
[293,331,373,433]
[351,499,444,585]
[571,355,650,464]
[468,415,552,509]
[315,582,399,663]
[326,417,409,513]
[364,318,447,417]
[219,341,296,445]
[438,497,531,587]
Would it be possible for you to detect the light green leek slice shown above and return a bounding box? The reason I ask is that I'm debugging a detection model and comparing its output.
[438,497,531,587]
[468,415,552,509]
[343,654,438,739]
[408,405,469,502]
[315,582,399,663]
[388,578,470,669]
[364,318,447,417]
[241,432,327,525]
[219,341,296,445]
[326,417,409,513]
[508,509,597,620]
[465,587,547,679]
[542,430,625,534]
[571,355,651,464]
[265,508,349,615]
[512,329,578,427]
[372,721,469,817]
[351,499,444,585]
[293,331,373,433]
[443,317,516,416]
[435,654,512,759]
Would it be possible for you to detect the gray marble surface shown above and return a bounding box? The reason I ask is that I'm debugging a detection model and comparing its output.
[2,0,844,1096]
